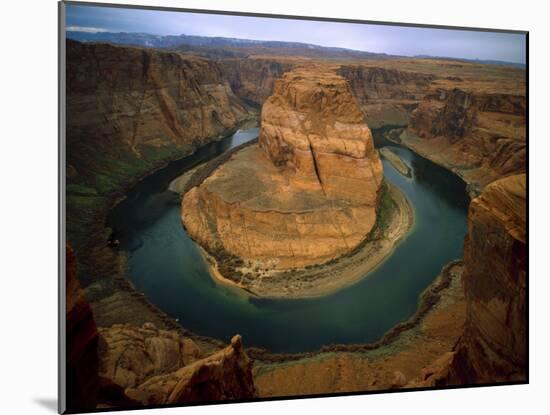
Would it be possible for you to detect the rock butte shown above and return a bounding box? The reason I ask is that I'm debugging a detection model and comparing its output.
[182,68,383,269]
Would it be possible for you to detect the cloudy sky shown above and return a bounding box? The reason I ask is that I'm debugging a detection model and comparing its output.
[66,4,526,64]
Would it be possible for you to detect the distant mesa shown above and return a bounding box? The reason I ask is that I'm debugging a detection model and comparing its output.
[182,67,383,271]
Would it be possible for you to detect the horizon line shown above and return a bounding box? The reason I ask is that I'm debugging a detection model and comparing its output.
[65,28,526,66]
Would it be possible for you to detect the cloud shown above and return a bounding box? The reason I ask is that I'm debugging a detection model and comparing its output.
[65,26,110,33]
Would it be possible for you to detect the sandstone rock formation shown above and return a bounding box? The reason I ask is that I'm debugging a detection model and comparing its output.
[220,58,295,105]
[456,173,527,382]
[258,68,383,204]
[413,173,527,386]
[98,323,202,389]
[125,335,255,405]
[403,88,526,190]
[182,68,383,270]
[219,57,526,193]
[94,317,256,407]
[338,66,434,128]
[66,245,100,412]
[66,39,249,190]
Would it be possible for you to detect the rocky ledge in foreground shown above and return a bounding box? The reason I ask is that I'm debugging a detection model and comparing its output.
[102,327,256,406]
[182,67,387,288]
[66,246,256,411]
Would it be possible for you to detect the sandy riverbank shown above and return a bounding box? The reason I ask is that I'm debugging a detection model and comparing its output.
[168,164,203,193]
[197,181,414,299]
[380,147,412,177]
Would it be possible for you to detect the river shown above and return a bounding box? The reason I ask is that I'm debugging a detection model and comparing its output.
[107,127,469,353]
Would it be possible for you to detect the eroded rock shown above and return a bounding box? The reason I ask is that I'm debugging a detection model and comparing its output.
[338,66,434,128]
[412,173,527,386]
[66,39,249,185]
[125,335,256,405]
[182,68,383,270]
[98,323,202,389]
[404,89,526,189]
[259,68,383,204]
[455,173,527,382]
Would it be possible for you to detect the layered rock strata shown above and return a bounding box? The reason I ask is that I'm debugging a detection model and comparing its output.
[219,57,526,192]
[124,335,255,405]
[402,88,526,191]
[97,323,255,406]
[66,39,249,188]
[182,68,383,270]
[98,323,202,390]
[220,58,295,105]
[413,173,527,386]
[337,66,434,128]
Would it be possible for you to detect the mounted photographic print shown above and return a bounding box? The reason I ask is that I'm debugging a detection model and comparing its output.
[59,1,528,413]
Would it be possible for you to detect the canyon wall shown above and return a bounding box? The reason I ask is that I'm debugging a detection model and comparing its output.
[66,40,253,289]
[405,88,526,190]
[66,39,250,193]
[220,58,295,106]
[183,68,383,270]
[337,65,434,128]
[414,173,527,386]
[455,172,527,382]
[220,61,434,127]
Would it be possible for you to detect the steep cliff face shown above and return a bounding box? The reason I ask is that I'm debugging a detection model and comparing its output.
[66,245,100,412]
[182,68,383,270]
[220,58,295,105]
[403,88,526,190]
[414,173,527,386]
[456,173,527,382]
[338,66,434,127]
[220,62,434,126]
[66,40,253,291]
[66,40,249,192]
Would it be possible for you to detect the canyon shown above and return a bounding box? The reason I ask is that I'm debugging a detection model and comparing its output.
[66,39,258,292]
[64,37,527,410]
[218,57,526,194]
